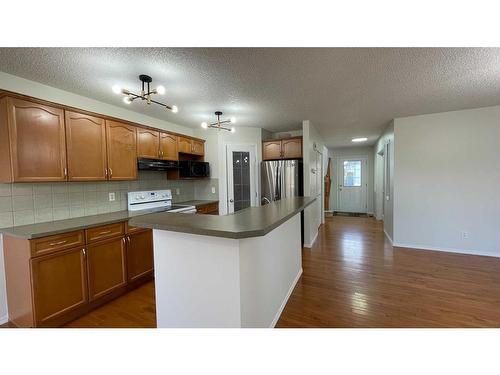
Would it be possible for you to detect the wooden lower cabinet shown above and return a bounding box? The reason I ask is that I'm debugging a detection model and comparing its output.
[196,201,219,215]
[86,237,127,301]
[126,230,154,282]
[2,220,153,327]
[31,247,88,326]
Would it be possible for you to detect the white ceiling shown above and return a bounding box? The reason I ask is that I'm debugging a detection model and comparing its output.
[1,48,500,147]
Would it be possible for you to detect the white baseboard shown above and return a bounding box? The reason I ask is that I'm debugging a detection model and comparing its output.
[393,242,500,259]
[383,229,393,245]
[270,268,303,328]
[0,314,8,325]
[303,230,318,248]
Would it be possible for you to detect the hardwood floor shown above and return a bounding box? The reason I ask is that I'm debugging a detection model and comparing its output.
[277,216,500,327]
[63,281,156,328]
[2,215,499,328]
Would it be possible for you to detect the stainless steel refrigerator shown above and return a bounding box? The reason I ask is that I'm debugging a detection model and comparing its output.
[261,159,303,205]
[261,159,304,244]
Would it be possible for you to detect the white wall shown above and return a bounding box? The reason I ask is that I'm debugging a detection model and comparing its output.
[328,146,375,214]
[302,120,325,248]
[374,122,394,241]
[393,106,500,257]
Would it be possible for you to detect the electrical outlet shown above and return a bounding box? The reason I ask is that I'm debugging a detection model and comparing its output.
[176,188,180,195]
[461,231,469,240]
[211,186,216,194]
[108,192,115,202]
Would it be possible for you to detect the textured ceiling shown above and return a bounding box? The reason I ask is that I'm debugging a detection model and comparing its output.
[1,48,500,147]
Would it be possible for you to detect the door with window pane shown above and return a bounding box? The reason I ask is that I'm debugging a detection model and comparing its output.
[226,145,257,214]
[337,158,367,213]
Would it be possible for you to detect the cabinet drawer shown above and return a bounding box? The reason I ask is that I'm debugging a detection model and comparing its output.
[30,231,85,258]
[196,205,208,214]
[207,202,219,214]
[126,222,147,234]
[86,222,125,243]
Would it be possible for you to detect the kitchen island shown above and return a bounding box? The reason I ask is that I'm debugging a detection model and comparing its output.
[129,196,316,328]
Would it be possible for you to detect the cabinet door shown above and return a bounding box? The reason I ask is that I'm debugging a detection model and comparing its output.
[65,111,107,181]
[7,97,67,182]
[31,247,88,326]
[105,120,137,180]
[282,137,302,159]
[160,132,178,160]
[126,230,153,282]
[177,136,193,154]
[87,237,127,301]
[137,128,160,159]
[192,140,204,156]
[262,140,282,160]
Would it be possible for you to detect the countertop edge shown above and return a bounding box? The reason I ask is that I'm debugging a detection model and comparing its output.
[130,197,316,239]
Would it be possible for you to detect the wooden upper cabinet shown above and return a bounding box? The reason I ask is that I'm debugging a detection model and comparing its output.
[137,128,160,159]
[177,136,204,156]
[177,136,192,154]
[282,137,302,159]
[65,111,107,181]
[192,139,204,155]
[262,140,282,160]
[86,237,127,301]
[160,132,178,160]
[31,247,88,326]
[263,137,303,160]
[3,97,67,182]
[105,120,137,180]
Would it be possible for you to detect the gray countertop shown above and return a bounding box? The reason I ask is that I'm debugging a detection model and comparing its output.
[129,197,316,239]
[0,200,219,240]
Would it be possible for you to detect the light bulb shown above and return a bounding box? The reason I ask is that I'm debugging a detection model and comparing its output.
[230,127,236,133]
[201,122,208,129]
[171,105,178,113]
[112,85,121,94]
[156,85,165,95]
[123,96,132,104]
[230,117,236,123]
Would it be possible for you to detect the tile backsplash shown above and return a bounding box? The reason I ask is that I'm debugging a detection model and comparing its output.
[0,172,219,228]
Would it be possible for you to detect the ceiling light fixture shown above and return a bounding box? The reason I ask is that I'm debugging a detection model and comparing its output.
[112,74,178,113]
[352,137,368,143]
[201,111,236,132]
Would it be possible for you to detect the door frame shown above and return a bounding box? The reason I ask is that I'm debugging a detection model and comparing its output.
[225,144,258,214]
[334,156,368,213]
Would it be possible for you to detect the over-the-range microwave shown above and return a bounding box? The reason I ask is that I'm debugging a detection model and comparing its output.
[179,160,210,178]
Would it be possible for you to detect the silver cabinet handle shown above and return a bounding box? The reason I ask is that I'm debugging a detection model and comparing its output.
[229,199,234,203]
[64,168,67,177]
[105,168,108,178]
[82,248,86,257]
[109,168,113,178]
[122,237,126,246]
[99,230,112,235]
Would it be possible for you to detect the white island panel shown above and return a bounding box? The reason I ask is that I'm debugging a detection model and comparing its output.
[153,231,242,328]
[239,213,302,327]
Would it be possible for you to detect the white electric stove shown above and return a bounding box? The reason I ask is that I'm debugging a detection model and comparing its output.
[127,189,196,213]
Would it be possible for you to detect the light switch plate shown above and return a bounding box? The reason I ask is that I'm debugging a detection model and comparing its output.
[108,192,115,202]
[176,188,180,195]
[211,187,216,194]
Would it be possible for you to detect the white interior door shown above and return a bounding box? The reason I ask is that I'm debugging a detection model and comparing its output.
[226,145,257,214]
[337,158,367,213]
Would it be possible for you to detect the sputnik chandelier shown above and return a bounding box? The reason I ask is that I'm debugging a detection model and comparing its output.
[112,74,178,113]
[201,111,236,132]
